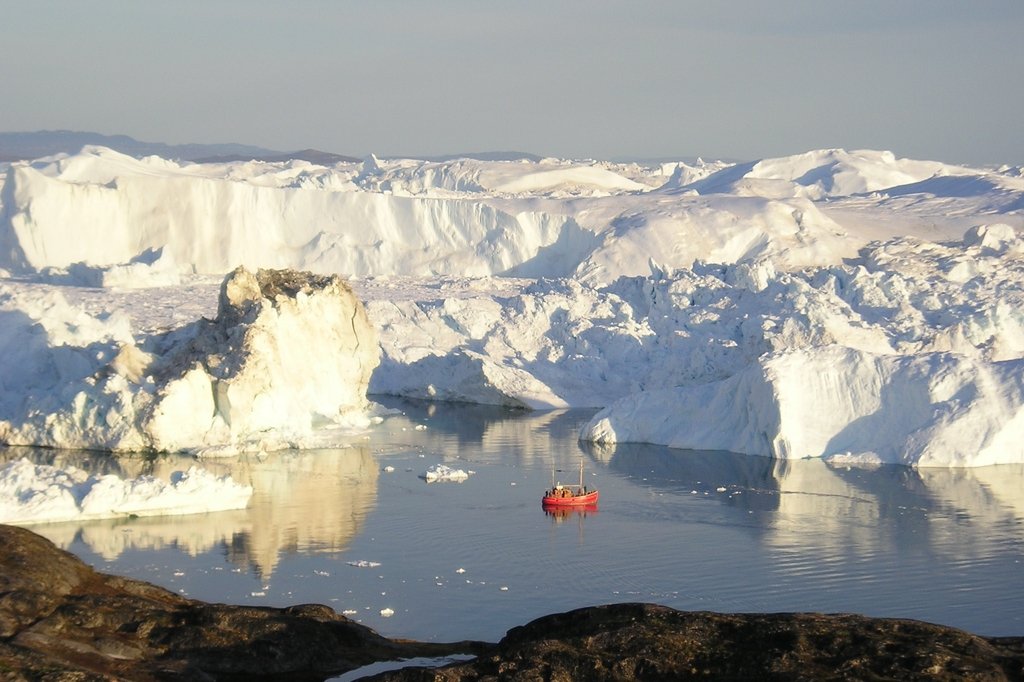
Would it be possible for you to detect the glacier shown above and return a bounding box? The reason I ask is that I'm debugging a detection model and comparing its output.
[0,145,1022,468]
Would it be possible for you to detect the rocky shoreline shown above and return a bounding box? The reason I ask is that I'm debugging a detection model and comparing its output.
[2,524,1022,681]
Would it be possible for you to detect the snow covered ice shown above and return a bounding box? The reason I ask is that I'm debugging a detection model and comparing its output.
[1,146,1023,469]
[421,464,472,483]
[0,457,252,524]
[0,265,379,454]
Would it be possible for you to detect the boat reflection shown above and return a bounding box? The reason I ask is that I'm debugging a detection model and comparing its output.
[542,502,598,522]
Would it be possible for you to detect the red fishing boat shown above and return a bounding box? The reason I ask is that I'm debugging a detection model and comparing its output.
[542,460,598,507]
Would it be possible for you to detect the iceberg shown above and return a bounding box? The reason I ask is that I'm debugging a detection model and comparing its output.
[421,464,472,483]
[0,266,379,453]
[0,457,252,524]
[0,146,1022,467]
[581,346,1024,468]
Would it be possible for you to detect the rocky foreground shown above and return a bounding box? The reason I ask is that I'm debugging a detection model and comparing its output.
[2,525,1022,681]
[0,525,484,681]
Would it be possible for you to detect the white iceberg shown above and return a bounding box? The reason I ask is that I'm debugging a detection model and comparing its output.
[39,246,182,289]
[0,146,1022,468]
[0,266,380,453]
[0,457,252,524]
[581,346,1024,468]
[421,464,472,483]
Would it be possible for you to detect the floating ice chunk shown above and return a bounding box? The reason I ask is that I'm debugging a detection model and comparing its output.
[382,465,395,473]
[380,607,395,617]
[347,560,382,568]
[825,451,884,469]
[421,464,472,483]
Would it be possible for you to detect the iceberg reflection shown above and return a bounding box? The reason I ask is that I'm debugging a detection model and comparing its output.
[1,446,378,578]
[587,441,1024,556]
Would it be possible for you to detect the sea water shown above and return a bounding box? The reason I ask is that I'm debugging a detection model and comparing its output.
[10,398,1024,642]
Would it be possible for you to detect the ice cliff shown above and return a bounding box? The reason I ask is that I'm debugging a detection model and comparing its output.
[0,267,379,454]
[1,145,1022,467]
[581,346,1024,468]
[9,146,1017,285]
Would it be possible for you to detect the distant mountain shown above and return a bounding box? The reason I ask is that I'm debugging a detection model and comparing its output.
[411,151,545,163]
[0,130,282,163]
[0,131,364,165]
[193,148,361,165]
[0,132,541,166]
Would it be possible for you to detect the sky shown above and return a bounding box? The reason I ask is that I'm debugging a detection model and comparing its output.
[3,1,1023,165]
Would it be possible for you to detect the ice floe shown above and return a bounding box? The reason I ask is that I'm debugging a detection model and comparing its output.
[421,464,472,483]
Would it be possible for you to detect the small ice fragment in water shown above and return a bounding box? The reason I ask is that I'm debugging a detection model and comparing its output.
[456,567,466,573]
[383,465,395,473]
[415,424,427,431]
[251,591,266,597]
[500,586,509,591]
[421,464,471,483]
[380,608,394,617]
[716,486,727,492]
[347,560,382,568]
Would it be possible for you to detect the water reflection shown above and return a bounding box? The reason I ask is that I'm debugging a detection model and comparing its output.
[371,396,588,467]
[1,445,379,578]
[5,405,1024,639]
[585,440,1024,556]
[587,442,781,513]
[542,503,598,521]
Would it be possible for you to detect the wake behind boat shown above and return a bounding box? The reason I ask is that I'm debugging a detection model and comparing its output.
[542,459,598,507]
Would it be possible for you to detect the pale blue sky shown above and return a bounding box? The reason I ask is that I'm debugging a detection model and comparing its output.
[3,1,1022,164]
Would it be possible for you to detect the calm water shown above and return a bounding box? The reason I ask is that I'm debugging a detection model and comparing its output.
[8,398,1024,642]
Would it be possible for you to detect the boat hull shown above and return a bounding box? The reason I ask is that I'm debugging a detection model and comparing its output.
[541,491,599,506]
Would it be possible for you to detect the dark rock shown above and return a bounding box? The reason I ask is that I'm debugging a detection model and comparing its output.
[377,603,1024,681]
[4,524,1023,681]
[0,525,486,681]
